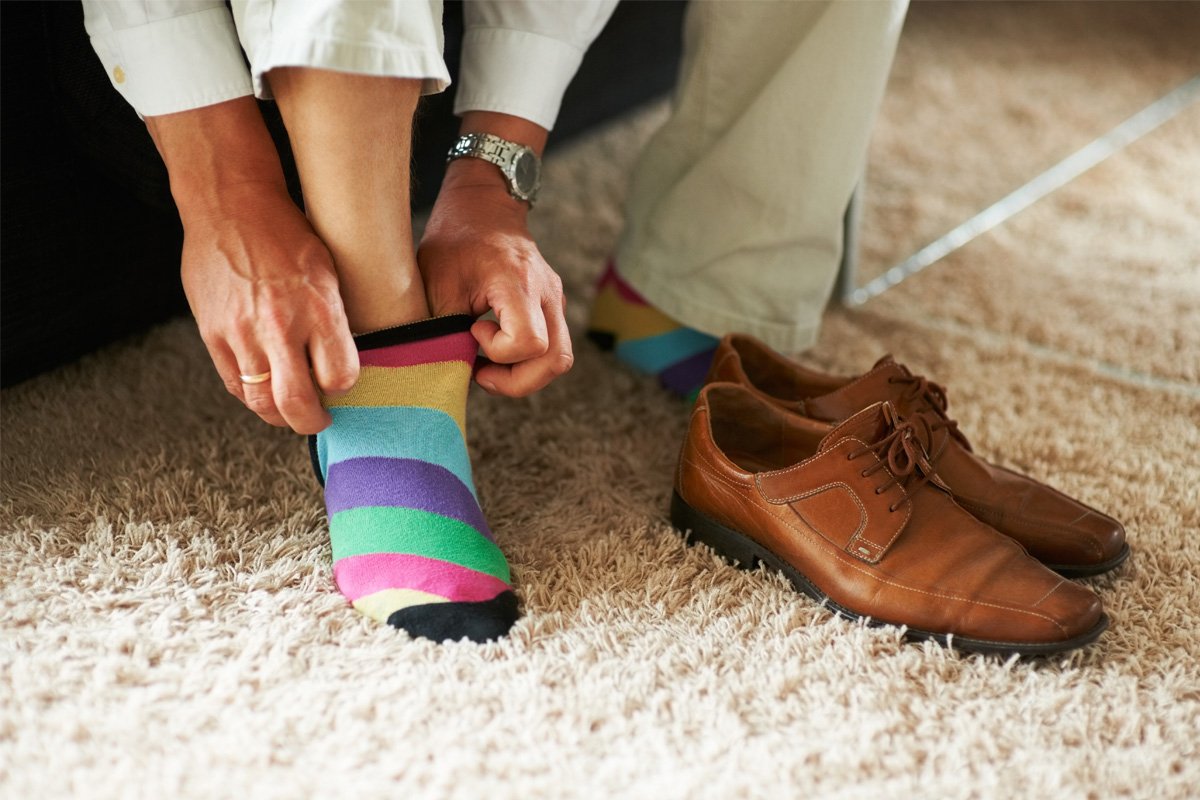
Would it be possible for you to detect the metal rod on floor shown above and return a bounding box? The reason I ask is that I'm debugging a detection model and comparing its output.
[845,74,1200,308]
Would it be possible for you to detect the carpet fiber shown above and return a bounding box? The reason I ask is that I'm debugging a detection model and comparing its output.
[2,3,1198,798]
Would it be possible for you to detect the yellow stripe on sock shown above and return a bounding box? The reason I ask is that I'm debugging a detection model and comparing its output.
[352,588,449,624]
[324,361,471,436]
[588,283,681,342]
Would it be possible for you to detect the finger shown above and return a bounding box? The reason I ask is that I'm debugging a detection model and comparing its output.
[268,343,331,435]
[233,346,288,428]
[475,283,550,365]
[308,323,359,398]
[206,338,246,404]
[476,297,573,397]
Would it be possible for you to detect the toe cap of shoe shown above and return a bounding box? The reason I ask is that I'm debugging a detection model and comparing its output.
[1034,580,1106,642]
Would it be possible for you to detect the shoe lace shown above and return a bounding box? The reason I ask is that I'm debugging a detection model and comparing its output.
[885,373,969,449]
[846,408,945,513]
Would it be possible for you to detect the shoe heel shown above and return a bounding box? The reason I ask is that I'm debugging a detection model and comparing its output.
[670,491,763,570]
[671,492,845,621]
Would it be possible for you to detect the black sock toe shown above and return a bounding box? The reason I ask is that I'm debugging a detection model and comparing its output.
[387,591,520,644]
[586,329,617,351]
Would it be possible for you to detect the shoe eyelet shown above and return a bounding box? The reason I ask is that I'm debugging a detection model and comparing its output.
[874,487,884,495]
[861,470,870,478]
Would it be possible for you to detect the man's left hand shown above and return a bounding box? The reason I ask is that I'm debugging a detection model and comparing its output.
[418,177,573,397]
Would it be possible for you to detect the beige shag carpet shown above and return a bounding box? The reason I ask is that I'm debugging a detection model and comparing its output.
[3,3,1198,798]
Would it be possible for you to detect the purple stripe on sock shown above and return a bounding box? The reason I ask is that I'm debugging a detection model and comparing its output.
[659,346,717,395]
[324,457,492,541]
[334,552,510,602]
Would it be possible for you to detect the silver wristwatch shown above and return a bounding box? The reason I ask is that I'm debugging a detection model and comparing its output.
[446,132,541,205]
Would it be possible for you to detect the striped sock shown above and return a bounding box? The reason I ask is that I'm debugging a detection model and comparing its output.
[310,315,518,643]
[586,261,717,400]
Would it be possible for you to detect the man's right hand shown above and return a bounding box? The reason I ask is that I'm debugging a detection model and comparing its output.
[146,98,358,434]
[180,181,358,434]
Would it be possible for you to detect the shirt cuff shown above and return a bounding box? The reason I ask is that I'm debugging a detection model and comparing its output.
[88,6,254,117]
[453,27,587,131]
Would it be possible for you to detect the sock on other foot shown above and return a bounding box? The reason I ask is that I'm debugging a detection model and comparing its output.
[311,314,518,643]
[586,261,717,400]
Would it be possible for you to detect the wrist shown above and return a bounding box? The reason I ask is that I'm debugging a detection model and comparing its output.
[428,178,531,232]
[440,157,530,211]
[177,179,296,231]
[146,97,288,222]
[457,111,548,156]
[441,111,548,210]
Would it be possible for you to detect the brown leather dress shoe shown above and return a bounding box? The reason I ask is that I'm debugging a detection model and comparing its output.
[706,335,1129,578]
[673,384,1109,655]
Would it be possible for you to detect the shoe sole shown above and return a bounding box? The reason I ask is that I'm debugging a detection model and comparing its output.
[1046,543,1131,579]
[670,491,1109,657]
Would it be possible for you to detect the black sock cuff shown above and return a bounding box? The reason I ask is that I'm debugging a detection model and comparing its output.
[352,314,475,352]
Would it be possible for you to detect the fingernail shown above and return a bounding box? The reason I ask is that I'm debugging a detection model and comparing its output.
[480,381,497,393]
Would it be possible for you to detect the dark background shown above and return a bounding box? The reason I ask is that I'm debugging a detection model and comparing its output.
[0,0,686,387]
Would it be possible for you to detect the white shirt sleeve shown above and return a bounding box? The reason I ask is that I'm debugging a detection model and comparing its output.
[82,0,254,118]
[455,0,619,131]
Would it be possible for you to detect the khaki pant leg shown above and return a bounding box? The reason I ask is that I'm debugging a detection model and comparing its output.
[616,0,908,352]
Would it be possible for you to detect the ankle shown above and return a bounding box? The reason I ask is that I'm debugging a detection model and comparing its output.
[588,260,718,397]
[342,279,432,334]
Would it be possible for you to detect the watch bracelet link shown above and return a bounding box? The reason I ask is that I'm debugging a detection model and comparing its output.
[446,132,519,164]
[446,132,540,205]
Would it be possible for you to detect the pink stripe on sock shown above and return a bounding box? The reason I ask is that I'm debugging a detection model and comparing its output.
[596,260,649,306]
[358,331,478,368]
[334,552,510,603]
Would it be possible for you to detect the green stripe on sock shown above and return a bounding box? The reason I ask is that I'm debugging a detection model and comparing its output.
[329,506,510,583]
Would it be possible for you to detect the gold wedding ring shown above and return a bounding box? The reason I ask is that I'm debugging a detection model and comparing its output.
[239,371,272,385]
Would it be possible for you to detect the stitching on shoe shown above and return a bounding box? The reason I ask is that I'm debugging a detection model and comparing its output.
[1030,578,1068,609]
[784,482,868,546]
[683,417,1070,636]
[757,436,871,482]
[754,438,911,562]
[956,500,1106,559]
[690,451,753,492]
[693,452,1067,630]
[848,486,911,563]
[752,498,1072,635]
[682,455,762,523]
[812,361,903,407]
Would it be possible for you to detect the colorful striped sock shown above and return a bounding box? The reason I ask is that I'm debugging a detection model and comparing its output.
[586,261,717,400]
[310,315,518,643]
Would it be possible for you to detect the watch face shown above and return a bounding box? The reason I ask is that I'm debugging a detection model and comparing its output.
[513,149,539,195]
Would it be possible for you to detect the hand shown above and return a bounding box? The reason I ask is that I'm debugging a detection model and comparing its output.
[180,182,358,433]
[418,178,573,397]
[145,97,358,434]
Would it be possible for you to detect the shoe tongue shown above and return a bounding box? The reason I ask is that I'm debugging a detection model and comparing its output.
[817,401,893,453]
[803,357,911,423]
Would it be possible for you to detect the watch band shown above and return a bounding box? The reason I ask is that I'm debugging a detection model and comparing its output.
[447,132,520,167]
[446,132,540,204]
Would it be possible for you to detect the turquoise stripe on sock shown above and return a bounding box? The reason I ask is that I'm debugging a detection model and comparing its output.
[616,327,719,373]
[317,406,475,498]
